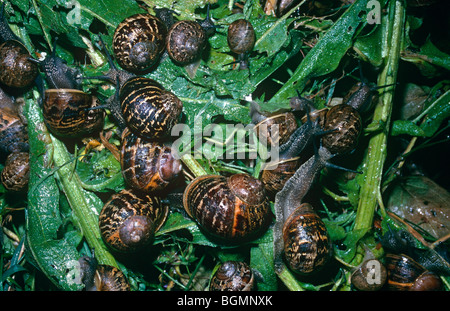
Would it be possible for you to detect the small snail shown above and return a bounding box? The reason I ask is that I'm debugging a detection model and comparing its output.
[78,253,130,291]
[0,5,38,88]
[92,265,130,291]
[321,104,362,155]
[250,101,298,147]
[166,20,207,65]
[99,189,168,252]
[209,261,255,291]
[120,77,183,140]
[113,13,167,73]
[39,51,104,137]
[273,146,335,275]
[183,173,272,242]
[1,151,29,192]
[282,203,332,275]
[120,128,182,192]
[43,89,104,137]
[227,19,255,69]
[385,253,442,291]
[258,105,324,194]
[351,258,387,291]
[0,107,29,161]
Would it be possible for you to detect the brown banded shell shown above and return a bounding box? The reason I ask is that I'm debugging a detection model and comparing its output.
[43,89,104,137]
[385,253,442,291]
[321,104,362,155]
[99,189,168,253]
[227,19,255,55]
[120,128,182,192]
[254,112,298,147]
[0,108,28,161]
[120,77,183,140]
[113,14,167,73]
[209,261,254,291]
[183,174,272,241]
[166,20,207,65]
[1,151,29,192]
[0,40,38,88]
[283,203,331,275]
[260,157,301,194]
[92,265,130,291]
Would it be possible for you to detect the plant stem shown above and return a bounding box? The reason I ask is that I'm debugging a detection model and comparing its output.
[181,153,208,177]
[51,137,118,268]
[277,265,305,291]
[352,0,405,262]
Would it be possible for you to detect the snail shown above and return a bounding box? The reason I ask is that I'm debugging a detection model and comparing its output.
[227,19,255,70]
[1,151,29,192]
[120,76,183,140]
[0,105,29,161]
[166,20,207,66]
[385,253,442,291]
[120,127,183,192]
[280,202,332,275]
[350,258,387,291]
[182,173,272,242]
[86,40,183,139]
[0,5,38,89]
[78,253,130,291]
[250,101,298,147]
[113,13,167,73]
[38,49,104,137]
[99,188,168,252]
[209,261,255,291]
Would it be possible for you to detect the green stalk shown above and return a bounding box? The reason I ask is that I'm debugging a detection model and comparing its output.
[352,0,405,260]
[277,266,305,291]
[51,137,118,268]
[181,153,207,177]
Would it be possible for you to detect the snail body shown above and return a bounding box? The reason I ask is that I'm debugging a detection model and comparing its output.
[120,128,182,192]
[209,261,254,291]
[282,203,331,275]
[1,151,29,192]
[113,13,167,73]
[120,77,183,140]
[99,189,168,252]
[166,20,207,65]
[183,173,272,241]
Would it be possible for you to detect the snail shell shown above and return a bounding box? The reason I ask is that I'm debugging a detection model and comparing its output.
[1,151,29,192]
[120,128,182,192]
[43,89,104,137]
[0,108,28,161]
[227,19,255,55]
[282,203,332,275]
[113,14,167,73]
[166,20,207,65]
[183,173,272,241]
[253,112,298,147]
[321,104,362,155]
[0,40,38,89]
[351,258,387,291]
[120,77,183,140]
[385,253,442,291]
[209,261,254,291]
[92,265,130,291]
[99,189,168,252]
